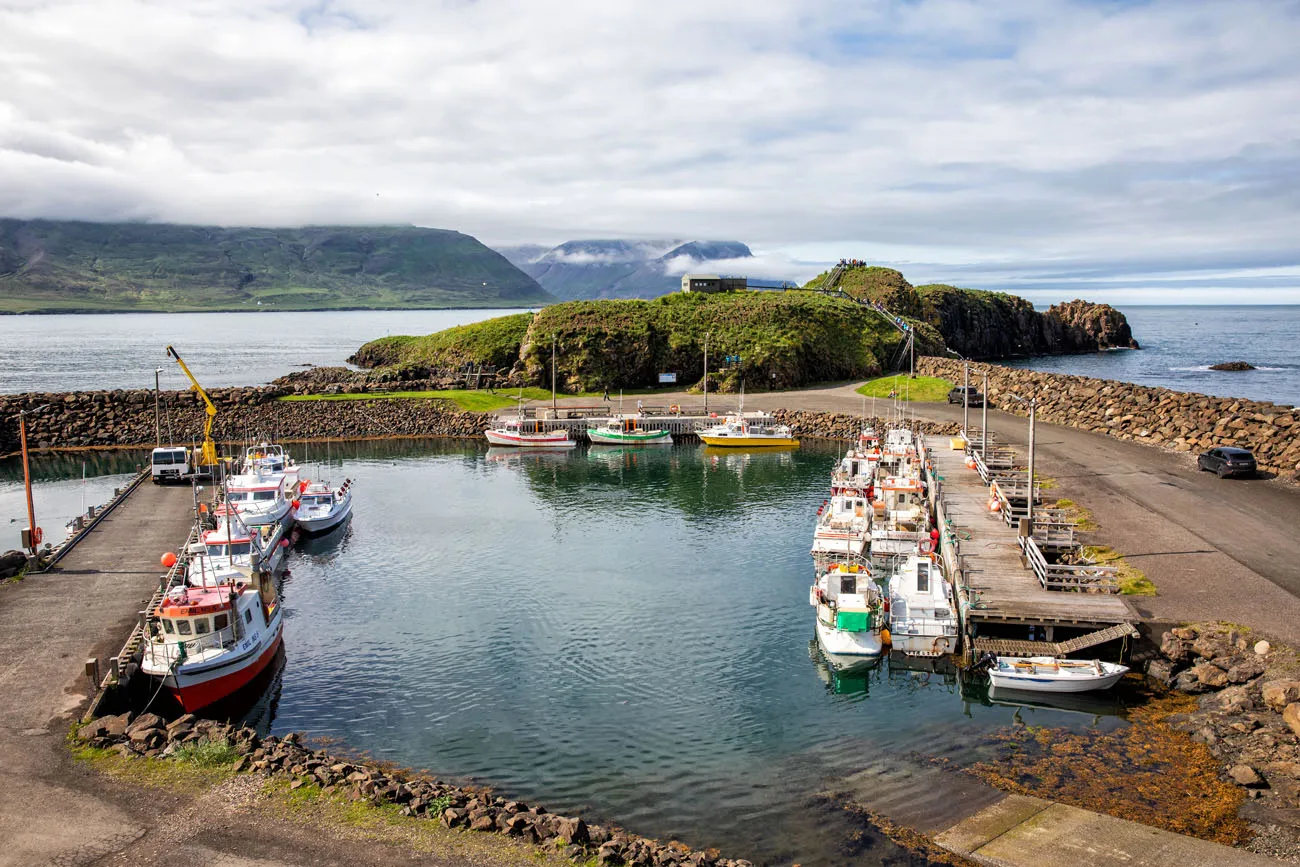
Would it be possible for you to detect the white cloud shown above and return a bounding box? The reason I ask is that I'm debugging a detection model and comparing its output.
[1,0,1299,297]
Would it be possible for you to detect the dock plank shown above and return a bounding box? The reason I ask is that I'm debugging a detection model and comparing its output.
[927,436,1133,629]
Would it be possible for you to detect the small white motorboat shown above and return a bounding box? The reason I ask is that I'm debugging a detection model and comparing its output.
[986,656,1129,693]
[810,492,871,560]
[292,479,353,535]
[485,418,577,448]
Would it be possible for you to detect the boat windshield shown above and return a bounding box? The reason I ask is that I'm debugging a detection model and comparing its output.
[207,542,252,556]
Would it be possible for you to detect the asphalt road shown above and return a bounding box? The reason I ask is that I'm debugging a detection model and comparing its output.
[531,383,1300,643]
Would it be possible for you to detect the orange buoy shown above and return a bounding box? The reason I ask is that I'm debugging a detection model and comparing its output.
[965,458,977,470]
[989,498,1002,512]
[161,552,178,568]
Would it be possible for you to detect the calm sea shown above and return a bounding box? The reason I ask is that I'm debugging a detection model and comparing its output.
[0,309,532,395]
[1,440,1140,865]
[1007,305,1300,409]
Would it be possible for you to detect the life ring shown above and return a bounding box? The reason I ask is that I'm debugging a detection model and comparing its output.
[670,404,680,414]
[919,537,934,554]
[31,526,43,545]
[932,636,951,654]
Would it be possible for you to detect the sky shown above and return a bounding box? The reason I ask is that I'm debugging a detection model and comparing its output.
[2,0,1299,303]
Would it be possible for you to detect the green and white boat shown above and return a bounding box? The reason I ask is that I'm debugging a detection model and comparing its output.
[587,415,673,445]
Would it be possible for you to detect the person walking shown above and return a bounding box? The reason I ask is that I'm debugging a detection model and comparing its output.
[602,384,610,402]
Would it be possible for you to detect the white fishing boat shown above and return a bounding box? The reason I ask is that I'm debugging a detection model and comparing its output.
[189,506,290,584]
[810,562,887,667]
[587,415,672,445]
[811,492,872,560]
[886,554,958,657]
[831,431,881,495]
[986,656,1129,693]
[697,412,798,448]
[484,417,577,448]
[243,442,294,475]
[140,565,283,712]
[292,478,354,535]
[223,470,294,528]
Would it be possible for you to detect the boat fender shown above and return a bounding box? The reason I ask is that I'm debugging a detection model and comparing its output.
[669,404,680,414]
[881,627,892,646]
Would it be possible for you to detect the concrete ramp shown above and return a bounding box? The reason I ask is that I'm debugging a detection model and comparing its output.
[935,794,1278,867]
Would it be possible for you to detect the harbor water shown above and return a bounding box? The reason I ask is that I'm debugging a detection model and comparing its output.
[1,438,1146,865]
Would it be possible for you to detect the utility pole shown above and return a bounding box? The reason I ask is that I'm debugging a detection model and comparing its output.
[551,335,557,417]
[703,331,711,414]
[1026,398,1037,525]
[154,367,163,446]
[962,362,970,434]
[981,369,989,460]
[18,405,49,554]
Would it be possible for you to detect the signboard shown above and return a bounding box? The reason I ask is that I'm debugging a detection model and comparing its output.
[658,372,677,384]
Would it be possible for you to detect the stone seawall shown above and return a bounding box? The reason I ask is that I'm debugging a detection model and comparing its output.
[918,357,1300,480]
[0,387,489,454]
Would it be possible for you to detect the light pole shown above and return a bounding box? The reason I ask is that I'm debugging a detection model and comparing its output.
[962,362,970,434]
[550,334,557,417]
[703,331,712,414]
[154,367,163,446]
[981,369,989,460]
[1027,398,1037,525]
[18,404,50,554]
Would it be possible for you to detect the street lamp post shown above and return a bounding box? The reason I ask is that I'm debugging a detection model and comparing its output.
[981,370,989,459]
[17,404,50,554]
[154,367,163,447]
[551,335,557,417]
[962,362,970,434]
[703,331,711,414]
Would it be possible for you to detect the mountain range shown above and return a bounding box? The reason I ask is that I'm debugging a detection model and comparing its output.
[496,239,754,300]
[0,220,554,313]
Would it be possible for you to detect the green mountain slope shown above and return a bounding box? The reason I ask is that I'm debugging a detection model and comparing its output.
[0,220,554,313]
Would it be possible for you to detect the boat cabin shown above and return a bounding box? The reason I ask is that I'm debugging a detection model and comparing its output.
[812,563,879,632]
[244,443,289,473]
[888,555,957,655]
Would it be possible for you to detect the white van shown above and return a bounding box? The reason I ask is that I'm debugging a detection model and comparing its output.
[151,447,191,483]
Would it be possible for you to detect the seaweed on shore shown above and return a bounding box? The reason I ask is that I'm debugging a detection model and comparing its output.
[954,692,1248,845]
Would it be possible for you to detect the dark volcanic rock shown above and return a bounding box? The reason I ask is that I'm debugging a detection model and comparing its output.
[1210,361,1257,371]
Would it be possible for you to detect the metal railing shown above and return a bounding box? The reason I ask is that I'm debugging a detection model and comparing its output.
[1018,535,1119,593]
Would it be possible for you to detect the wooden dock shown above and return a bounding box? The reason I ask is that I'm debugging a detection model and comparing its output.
[924,436,1134,644]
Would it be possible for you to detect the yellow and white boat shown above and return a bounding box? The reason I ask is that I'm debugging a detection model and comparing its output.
[696,412,799,448]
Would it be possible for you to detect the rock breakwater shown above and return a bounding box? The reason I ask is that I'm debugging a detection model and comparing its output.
[918,357,1300,480]
[0,387,489,455]
[770,409,960,440]
[76,713,757,867]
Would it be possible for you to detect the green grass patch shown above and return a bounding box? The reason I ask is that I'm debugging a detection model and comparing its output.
[1082,545,1156,596]
[1052,498,1099,532]
[855,374,953,402]
[278,387,600,412]
[171,737,241,768]
[70,742,238,792]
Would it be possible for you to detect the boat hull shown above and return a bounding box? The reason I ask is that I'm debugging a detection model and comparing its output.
[587,430,672,445]
[165,620,284,712]
[293,500,353,535]
[484,430,576,448]
[814,618,884,668]
[988,663,1128,693]
[698,434,799,448]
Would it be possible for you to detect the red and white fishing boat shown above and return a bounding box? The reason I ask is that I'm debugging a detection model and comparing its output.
[484,417,576,448]
[140,566,283,711]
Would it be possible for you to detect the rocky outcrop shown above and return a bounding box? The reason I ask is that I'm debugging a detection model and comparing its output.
[1044,299,1140,353]
[769,409,959,440]
[75,715,755,867]
[1146,624,1300,823]
[917,357,1300,480]
[1211,362,1257,372]
[915,285,1138,359]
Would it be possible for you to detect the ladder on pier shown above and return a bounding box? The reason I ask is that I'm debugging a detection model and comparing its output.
[973,622,1139,659]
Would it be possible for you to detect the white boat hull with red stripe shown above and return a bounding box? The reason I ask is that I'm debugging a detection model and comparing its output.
[484,427,576,448]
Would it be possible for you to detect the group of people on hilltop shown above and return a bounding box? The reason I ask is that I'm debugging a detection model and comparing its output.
[837,258,868,268]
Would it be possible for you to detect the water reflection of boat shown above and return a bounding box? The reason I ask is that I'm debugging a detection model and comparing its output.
[485,446,578,466]
[809,639,880,694]
[959,672,1128,720]
[211,643,287,734]
[294,514,353,558]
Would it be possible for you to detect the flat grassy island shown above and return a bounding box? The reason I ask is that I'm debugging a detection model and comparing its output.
[353,290,939,392]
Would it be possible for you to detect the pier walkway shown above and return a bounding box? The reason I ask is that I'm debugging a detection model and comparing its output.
[924,435,1134,641]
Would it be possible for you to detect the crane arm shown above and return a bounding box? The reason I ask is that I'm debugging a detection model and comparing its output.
[166,345,218,466]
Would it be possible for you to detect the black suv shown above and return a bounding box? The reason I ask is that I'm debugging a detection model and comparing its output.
[947,386,984,407]
[1197,447,1257,478]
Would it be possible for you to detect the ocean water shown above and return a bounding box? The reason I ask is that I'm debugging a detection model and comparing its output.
[0,309,532,394]
[8,438,1141,866]
[1006,305,1300,408]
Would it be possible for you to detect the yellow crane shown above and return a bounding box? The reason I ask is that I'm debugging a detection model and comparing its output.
[166,345,219,468]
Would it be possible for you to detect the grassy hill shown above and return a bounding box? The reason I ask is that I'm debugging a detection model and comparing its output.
[0,220,554,313]
[352,290,940,391]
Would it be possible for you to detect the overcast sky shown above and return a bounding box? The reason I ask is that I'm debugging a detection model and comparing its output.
[2,0,1299,302]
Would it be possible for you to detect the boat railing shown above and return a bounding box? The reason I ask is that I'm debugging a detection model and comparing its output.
[147,624,238,666]
[891,612,960,637]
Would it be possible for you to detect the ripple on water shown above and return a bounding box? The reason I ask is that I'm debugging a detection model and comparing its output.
[251,441,1119,867]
